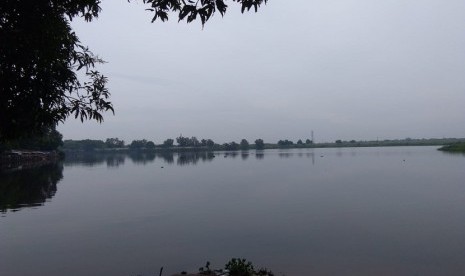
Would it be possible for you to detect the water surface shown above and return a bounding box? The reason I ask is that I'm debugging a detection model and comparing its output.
[1,147,465,276]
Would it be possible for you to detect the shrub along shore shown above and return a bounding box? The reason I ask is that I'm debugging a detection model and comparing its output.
[438,142,465,153]
[170,258,276,276]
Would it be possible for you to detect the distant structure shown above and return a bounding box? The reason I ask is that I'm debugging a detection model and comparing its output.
[311,130,314,143]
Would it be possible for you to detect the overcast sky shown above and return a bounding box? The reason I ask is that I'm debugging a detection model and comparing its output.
[58,0,465,143]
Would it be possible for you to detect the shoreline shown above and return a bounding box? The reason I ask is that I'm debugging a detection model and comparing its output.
[438,142,465,153]
[0,150,62,172]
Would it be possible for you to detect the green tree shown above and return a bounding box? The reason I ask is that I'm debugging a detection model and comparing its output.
[62,139,105,151]
[146,141,156,149]
[0,1,113,142]
[105,138,125,148]
[176,135,189,147]
[162,138,174,148]
[36,127,64,151]
[254,139,264,150]
[305,139,313,144]
[0,0,267,142]
[130,139,149,149]
[240,139,249,150]
[206,139,215,148]
[297,139,303,145]
[277,139,293,147]
[5,126,64,151]
[223,141,239,151]
[190,136,200,147]
[201,139,208,147]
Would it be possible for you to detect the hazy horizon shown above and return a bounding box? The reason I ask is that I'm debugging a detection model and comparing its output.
[58,0,465,143]
[61,135,464,145]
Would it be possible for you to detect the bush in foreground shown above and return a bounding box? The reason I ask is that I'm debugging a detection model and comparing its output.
[172,258,276,276]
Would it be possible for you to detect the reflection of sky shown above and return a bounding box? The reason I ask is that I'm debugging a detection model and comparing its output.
[58,0,465,143]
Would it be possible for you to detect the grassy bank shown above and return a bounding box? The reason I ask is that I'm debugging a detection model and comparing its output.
[438,142,465,152]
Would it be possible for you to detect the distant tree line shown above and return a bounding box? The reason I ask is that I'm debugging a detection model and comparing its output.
[277,138,313,147]
[60,136,465,152]
[61,135,271,152]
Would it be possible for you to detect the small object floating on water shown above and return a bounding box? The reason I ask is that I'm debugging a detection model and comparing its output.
[320,155,324,157]
[161,166,164,168]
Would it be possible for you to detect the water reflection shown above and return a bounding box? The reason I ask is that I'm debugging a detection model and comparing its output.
[63,152,127,167]
[279,152,293,158]
[158,151,174,164]
[177,152,215,166]
[2,147,464,276]
[106,154,125,168]
[0,163,63,213]
[63,151,218,167]
[61,150,324,168]
[127,151,156,165]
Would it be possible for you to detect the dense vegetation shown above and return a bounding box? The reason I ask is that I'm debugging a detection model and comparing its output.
[61,136,465,152]
[0,0,113,142]
[62,135,265,151]
[172,258,275,276]
[4,131,463,153]
[0,126,63,152]
[438,142,465,153]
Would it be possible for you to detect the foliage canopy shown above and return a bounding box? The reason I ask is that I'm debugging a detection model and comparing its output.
[141,0,268,26]
[0,0,113,142]
[0,0,267,143]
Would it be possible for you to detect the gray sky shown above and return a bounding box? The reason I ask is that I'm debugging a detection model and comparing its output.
[58,0,465,143]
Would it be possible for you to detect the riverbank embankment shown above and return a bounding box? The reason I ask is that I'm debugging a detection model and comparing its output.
[0,150,62,172]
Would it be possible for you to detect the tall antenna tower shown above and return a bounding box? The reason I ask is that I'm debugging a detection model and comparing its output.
[311,130,314,143]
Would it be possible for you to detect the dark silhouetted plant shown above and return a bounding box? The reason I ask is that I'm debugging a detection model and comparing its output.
[225,258,255,276]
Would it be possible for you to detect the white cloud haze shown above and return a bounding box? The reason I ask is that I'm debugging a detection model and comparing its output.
[58,0,465,143]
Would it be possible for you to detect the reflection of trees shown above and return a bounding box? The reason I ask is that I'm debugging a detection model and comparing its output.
[176,152,215,166]
[241,152,249,160]
[255,151,264,160]
[127,151,156,165]
[0,163,63,213]
[279,152,293,158]
[157,152,174,164]
[62,150,228,168]
[106,155,125,167]
[64,152,106,166]
[223,152,238,158]
[64,152,127,168]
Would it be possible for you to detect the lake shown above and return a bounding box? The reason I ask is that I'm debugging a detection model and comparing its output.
[1,146,465,276]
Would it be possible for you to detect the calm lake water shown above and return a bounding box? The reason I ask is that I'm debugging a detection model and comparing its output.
[1,146,465,276]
